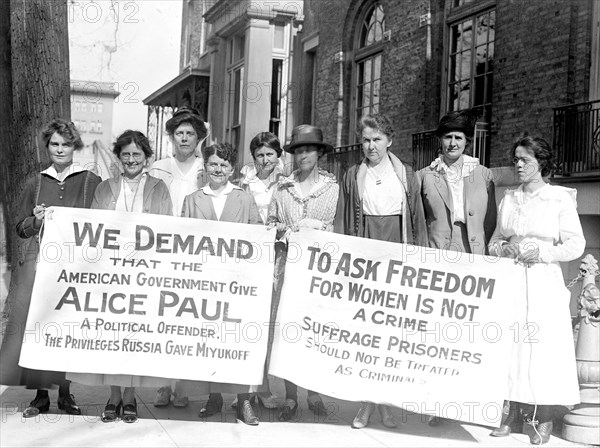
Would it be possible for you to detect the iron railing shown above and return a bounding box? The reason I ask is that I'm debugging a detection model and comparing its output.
[553,99,600,176]
[411,121,490,171]
[324,143,362,181]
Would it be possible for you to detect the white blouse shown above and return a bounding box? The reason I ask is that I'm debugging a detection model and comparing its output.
[489,184,585,263]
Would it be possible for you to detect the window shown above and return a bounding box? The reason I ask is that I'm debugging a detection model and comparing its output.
[81,102,87,112]
[90,103,97,113]
[270,59,283,137]
[79,120,87,132]
[225,33,245,150]
[74,101,80,112]
[353,1,385,136]
[97,121,103,133]
[97,103,103,114]
[446,7,495,116]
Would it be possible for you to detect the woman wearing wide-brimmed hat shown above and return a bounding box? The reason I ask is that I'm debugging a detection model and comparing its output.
[266,124,339,422]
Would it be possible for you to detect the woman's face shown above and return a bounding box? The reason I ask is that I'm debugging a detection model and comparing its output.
[362,126,391,166]
[205,153,233,188]
[120,142,147,179]
[294,145,320,173]
[171,123,199,160]
[47,132,75,168]
[440,131,467,165]
[253,145,279,175]
[514,145,541,184]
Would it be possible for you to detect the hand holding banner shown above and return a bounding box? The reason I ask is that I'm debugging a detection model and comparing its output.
[19,207,276,385]
[269,230,524,425]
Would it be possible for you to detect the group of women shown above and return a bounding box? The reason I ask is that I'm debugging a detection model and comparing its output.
[0,107,585,445]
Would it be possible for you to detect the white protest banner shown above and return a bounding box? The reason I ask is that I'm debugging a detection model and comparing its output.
[19,207,275,385]
[269,230,524,425]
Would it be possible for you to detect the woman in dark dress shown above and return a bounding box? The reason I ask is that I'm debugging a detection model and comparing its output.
[335,114,413,429]
[0,119,101,417]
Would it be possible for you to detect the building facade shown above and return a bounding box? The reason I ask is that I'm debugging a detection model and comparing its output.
[70,80,120,179]
[145,0,599,304]
[144,0,302,169]
[295,0,599,309]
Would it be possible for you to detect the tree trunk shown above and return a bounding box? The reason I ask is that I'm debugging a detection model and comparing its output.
[0,0,70,278]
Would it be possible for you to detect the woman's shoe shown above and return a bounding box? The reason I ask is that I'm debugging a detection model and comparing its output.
[173,394,189,408]
[237,399,259,426]
[530,421,553,445]
[379,405,398,428]
[122,399,138,423]
[57,394,82,415]
[198,393,223,418]
[101,400,122,423]
[352,402,375,429]
[278,399,298,422]
[153,387,171,407]
[22,395,50,418]
[256,392,279,409]
[491,400,521,437]
[307,394,327,415]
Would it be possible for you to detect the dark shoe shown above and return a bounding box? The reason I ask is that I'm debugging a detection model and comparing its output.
[237,399,259,426]
[307,394,327,415]
[22,395,50,418]
[351,402,375,429]
[278,399,298,422]
[379,405,398,428]
[231,395,257,410]
[530,421,553,445]
[256,392,279,409]
[57,394,82,415]
[198,394,223,418]
[153,386,171,407]
[101,400,122,423]
[122,399,138,423]
[491,400,521,437]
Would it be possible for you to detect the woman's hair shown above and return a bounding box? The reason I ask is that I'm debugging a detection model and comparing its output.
[40,119,84,150]
[165,106,208,140]
[113,130,153,158]
[435,109,479,140]
[203,142,237,167]
[359,114,395,140]
[249,132,282,158]
[511,134,556,177]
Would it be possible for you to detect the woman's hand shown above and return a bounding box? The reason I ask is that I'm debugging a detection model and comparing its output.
[518,242,540,264]
[33,204,46,227]
[500,242,520,258]
[298,218,324,230]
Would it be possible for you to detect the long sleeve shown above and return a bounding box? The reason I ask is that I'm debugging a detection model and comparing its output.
[15,176,39,239]
[410,170,429,247]
[537,192,585,263]
[484,175,497,246]
[488,195,511,257]
[334,170,352,235]
[155,181,174,216]
[247,195,263,225]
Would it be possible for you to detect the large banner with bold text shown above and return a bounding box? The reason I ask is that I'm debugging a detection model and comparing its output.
[269,230,524,425]
[19,206,275,385]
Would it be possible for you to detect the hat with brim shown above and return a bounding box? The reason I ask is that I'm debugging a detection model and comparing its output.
[283,124,334,154]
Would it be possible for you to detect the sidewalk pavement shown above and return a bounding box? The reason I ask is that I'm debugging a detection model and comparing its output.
[0,381,587,448]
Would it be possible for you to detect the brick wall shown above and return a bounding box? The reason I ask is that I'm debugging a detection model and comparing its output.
[301,0,593,169]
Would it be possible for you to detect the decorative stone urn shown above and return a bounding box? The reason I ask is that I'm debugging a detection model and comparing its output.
[562,254,600,445]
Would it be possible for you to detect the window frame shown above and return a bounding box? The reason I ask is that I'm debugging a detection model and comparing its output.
[225,32,246,150]
[442,0,496,117]
[350,0,386,143]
